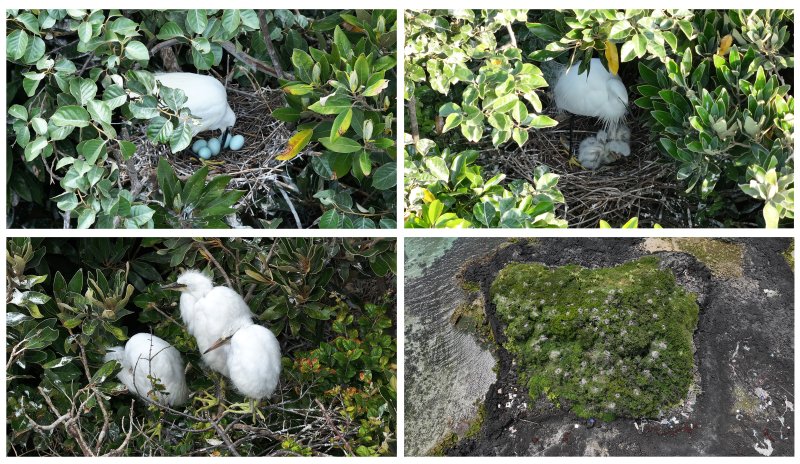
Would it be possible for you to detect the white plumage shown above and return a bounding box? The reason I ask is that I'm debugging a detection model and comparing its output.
[554,58,628,129]
[578,135,611,170]
[104,333,189,406]
[578,125,632,170]
[167,270,282,401]
[226,324,282,400]
[155,73,236,136]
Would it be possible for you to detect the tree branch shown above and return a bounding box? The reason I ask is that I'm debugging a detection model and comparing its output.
[407,96,420,144]
[257,10,286,79]
[217,41,293,80]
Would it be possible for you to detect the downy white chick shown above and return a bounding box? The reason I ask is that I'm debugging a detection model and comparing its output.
[605,124,631,159]
[104,333,189,406]
[578,133,612,170]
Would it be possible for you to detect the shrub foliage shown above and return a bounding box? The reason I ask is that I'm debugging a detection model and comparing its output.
[6,9,396,228]
[6,237,396,456]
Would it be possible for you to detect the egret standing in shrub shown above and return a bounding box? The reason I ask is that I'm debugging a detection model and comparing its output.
[155,73,236,149]
[163,270,281,416]
[554,44,628,160]
[104,333,189,407]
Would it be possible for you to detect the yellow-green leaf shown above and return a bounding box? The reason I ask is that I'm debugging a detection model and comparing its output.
[276,129,313,161]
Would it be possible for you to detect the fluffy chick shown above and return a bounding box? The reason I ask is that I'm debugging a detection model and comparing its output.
[578,136,611,170]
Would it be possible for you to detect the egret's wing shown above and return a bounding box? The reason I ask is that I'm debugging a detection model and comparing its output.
[155,73,229,133]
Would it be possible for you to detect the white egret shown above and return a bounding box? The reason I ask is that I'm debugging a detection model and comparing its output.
[162,270,253,377]
[604,124,631,159]
[155,72,236,147]
[554,57,628,156]
[578,135,610,170]
[163,270,282,413]
[104,333,189,407]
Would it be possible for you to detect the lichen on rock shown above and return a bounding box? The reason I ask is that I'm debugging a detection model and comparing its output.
[491,257,699,421]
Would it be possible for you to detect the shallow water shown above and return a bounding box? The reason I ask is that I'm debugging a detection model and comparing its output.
[404,238,505,455]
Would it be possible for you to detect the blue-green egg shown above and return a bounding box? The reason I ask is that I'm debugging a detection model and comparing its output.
[207,138,221,156]
[197,147,212,160]
[229,134,245,151]
[222,133,232,149]
[192,139,208,153]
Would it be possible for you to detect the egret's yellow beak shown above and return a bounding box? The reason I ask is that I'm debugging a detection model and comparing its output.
[604,40,619,76]
[161,282,188,291]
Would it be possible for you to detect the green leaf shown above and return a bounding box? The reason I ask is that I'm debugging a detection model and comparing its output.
[763,202,779,228]
[78,21,93,42]
[473,201,496,227]
[308,94,352,115]
[221,9,241,32]
[7,29,29,61]
[77,138,106,164]
[51,106,91,128]
[157,21,185,40]
[363,79,389,97]
[24,137,48,162]
[87,100,111,125]
[372,162,396,190]
[124,41,149,61]
[354,55,369,87]
[319,136,362,153]
[69,78,97,106]
[526,23,560,41]
[91,360,119,385]
[31,117,48,135]
[186,10,208,35]
[425,200,444,226]
[170,121,193,153]
[330,108,353,141]
[319,209,342,228]
[8,104,28,121]
[425,157,449,182]
[77,209,96,229]
[119,140,137,160]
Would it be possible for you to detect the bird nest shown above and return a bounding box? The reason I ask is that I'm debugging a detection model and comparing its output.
[484,105,690,228]
[121,84,304,220]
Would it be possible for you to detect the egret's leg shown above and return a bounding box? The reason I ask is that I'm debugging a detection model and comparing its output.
[220,128,230,152]
[250,398,256,425]
[568,115,575,155]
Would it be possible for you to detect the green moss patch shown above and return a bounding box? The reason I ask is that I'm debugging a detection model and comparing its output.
[783,241,794,270]
[491,257,699,421]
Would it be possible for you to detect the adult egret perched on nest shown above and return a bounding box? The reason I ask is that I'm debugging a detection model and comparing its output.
[553,47,628,158]
[104,333,189,407]
[155,73,236,147]
[163,270,282,415]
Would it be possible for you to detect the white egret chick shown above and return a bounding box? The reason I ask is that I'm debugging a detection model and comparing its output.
[155,72,236,145]
[104,333,189,407]
[578,135,611,170]
[605,124,631,158]
[205,324,282,401]
[554,57,628,155]
[162,270,253,377]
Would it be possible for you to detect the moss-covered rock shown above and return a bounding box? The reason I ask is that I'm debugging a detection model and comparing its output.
[491,257,699,421]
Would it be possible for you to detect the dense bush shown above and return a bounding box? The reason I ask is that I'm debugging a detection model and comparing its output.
[6,9,396,228]
[526,9,794,227]
[6,237,396,456]
[404,141,566,228]
[404,9,793,228]
[491,257,699,421]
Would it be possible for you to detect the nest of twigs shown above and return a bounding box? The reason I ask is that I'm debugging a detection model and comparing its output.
[483,104,690,228]
[121,83,307,223]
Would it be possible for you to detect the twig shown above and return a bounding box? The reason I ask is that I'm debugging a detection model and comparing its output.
[103,401,135,457]
[217,41,293,80]
[279,188,302,229]
[407,96,420,144]
[315,399,354,456]
[149,38,183,57]
[258,10,286,79]
[196,241,234,288]
[506,22,517,48]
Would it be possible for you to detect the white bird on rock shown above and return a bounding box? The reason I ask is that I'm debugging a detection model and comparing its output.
[163,270,281,404]
[155,72,236,145]
[104,333,189,407]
